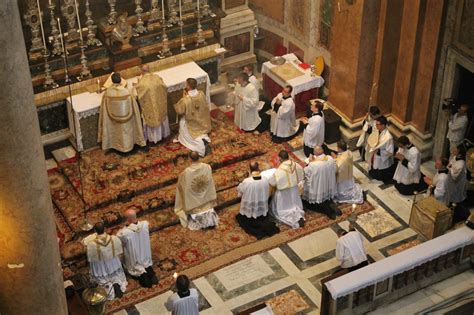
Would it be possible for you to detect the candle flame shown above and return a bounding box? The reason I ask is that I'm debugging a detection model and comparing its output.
[173,272,178,279]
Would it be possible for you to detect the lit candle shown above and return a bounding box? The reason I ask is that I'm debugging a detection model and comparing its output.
[197,0,200,12]
[97,79,100,92]
[161,0,165,20]
[173,272,178,279]
[49,0,52,5]
[57,17,65,54]
[36,0,47,50]
[352,204,356,212]
[74,0,83,41]
[179,0,182,20]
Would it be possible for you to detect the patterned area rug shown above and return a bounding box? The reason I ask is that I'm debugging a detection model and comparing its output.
[47,109,376,313]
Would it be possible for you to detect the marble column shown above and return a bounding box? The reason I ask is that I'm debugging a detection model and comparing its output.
[0,2,68,315]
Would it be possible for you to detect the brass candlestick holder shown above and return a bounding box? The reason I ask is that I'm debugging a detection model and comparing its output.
[79,43,92,80]
[85,0,101,46]
[196,11,205,47]
[48,2,62,56]
[42,50,59,89]
[179,19,186,52]
[134,0,146,34]
[107,0,118,25]
[160,21,172,58]
[148,0,160,30]
[168,5,179,25]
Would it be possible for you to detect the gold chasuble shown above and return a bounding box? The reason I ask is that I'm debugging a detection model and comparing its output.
[335,151,354,183]
[98,84,146,152]
[174,91,211,139]
[174,162,217,227]
[136,73,168,127]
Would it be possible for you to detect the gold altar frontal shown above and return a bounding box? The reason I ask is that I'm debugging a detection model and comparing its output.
[409,196,453,240]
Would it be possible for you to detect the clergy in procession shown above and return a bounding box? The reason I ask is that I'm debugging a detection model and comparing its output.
[424,158,450,205]
[335,224,368,272]
[393,136,427,195]
[236,162,280,239]
[301,100,325,157]
[367,116,395,184]
[165,275,200,315]
[98,72,146,153]
[243,65,261,91]
[268,150,305,229]
[302,146,339,220]
[331,141,364,204]
[117,208,158,288]
[135,65,170,144]
[86,222,127,300]
[231,72,261,132]
[356,106,380,161]
[448,144,467,204]
[269,85,300,143]
[174,78,212,157]
[174,151,219,230]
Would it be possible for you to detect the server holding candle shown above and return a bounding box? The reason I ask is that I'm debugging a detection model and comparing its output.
[165,274,200,315]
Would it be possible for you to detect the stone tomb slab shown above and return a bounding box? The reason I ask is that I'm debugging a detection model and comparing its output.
[288,228,338,262]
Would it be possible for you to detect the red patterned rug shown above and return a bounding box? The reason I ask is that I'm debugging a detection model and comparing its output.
[47,109,376,313]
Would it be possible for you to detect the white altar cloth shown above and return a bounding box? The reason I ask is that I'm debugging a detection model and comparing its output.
[68,62,210,151]
[261,53,325,97]
[325,226,474,299]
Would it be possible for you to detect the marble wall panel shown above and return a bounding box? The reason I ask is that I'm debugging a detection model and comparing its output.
[248,0,285,24]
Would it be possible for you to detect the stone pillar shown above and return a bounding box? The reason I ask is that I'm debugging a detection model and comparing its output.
[0,2,68,315]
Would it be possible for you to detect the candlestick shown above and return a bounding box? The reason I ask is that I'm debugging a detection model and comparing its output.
[61,0,80,42]
[134,0,146,34]
[148,0,160,28]
[74,0,83,42]
[48,1,62,55]
[161,0,165,20]
[159,23,171,58]
[57,17,71,83]
[195,0,205,47]
[179,0,182,20]
[42,50,58,89]
[97,79,100,93]
[78,44,92,80]
[85,0,101,46]
[108,0,118,25]
[197,0,200,12]
[36,0,47,52]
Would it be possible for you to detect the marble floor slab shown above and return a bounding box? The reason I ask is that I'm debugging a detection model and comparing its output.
[287,227,338,262]
[51,145,76,162]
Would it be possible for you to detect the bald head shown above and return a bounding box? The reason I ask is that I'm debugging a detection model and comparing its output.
[141,65,150,74]
[313,145,324,156]
[124,208,138,224]
[189,151,200,162]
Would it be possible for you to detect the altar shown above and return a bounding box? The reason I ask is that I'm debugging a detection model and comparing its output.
[262,53,325,113]
[68,61,210,151]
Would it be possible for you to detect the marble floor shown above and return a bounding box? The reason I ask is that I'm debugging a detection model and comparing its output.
[102,146,474,315]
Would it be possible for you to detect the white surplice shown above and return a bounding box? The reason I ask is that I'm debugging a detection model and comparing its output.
[333,151,363,204]
[393,145,421,185]
[356,116,376,148]
[448,156,467,203]
[164,288,200,315]
[335,231,367,269]
[143,117,170,143]
[177,89,210,157]
[303,155,337,204]
[116,221,153,277]
[366,128,394,170]
[237,175,270,218]
[268,160,305,229]
[86,234,128,300]
[269,93,299,138]
[248,74,261,91]
[303,113,325,148]
[233,83,261,131]
[432,171,449,205]
[447,113,468,148]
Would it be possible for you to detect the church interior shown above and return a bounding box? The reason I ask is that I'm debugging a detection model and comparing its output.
[1,0,474,314]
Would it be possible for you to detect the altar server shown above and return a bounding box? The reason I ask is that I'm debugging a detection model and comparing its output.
[117,208,158,288]
[135,65,170,144]
[231,72,261,132]
[301,100,325,157]
[236,162,280,239]
[356,106,380,161]
[336,225,368,272]
[448,145,467,204]
[98,72,146,153]
[174,152,218,230]
[174,78,212,157]
[268,150,305,229]
[393,136,426,195]
[424,158,450,205]
[86,222,127,300]
[243,65,261,91]
[332,141,364,204]
[447,104,469,151]
[303,146,339,219]
[269,85,299,143]
[367,116,395,184]
[165,275,199,315]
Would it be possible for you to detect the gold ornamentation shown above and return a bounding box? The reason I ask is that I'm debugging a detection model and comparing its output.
[191,174,208,193]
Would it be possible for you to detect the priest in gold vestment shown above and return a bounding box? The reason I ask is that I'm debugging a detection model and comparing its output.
[174,78,212,157]
[135,65,170,143]
[174,152,219,230]
[332,141,364,204]
[98,72,146,152]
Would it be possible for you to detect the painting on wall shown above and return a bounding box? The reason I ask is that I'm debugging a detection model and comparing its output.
[288,0,311,42]
[319,0,332,48]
